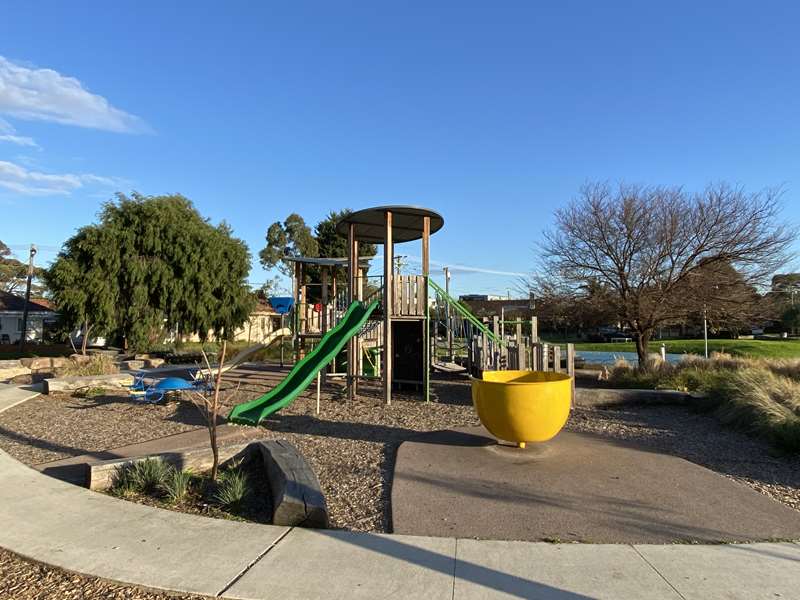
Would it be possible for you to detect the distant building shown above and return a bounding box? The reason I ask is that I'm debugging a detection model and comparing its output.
[458,294,507,302]
[0,291,59,344]
[459,297,533,320]
[179,296,283,344]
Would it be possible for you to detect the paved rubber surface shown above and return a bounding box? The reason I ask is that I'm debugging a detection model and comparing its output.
[391,427,800,543]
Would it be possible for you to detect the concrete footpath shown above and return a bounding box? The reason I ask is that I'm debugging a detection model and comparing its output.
[0,448,798,599]
[0,382,41,413]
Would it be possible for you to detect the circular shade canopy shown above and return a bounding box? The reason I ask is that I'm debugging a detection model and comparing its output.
[336,205,444,244]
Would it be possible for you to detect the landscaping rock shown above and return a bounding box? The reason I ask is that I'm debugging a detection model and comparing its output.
[87,349,122,358]
[574,387,691,407]
[250,439,328,528]
[0,360,30,382]
[120,360,146,371]
[44,373,134,394]
[69,354,94,364]
[86,441,253,491]
[144,358,165,369]
[19,357,69,371]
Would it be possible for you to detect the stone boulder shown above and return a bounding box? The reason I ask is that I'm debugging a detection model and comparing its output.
[120,360,146,371]
[44,373,135,394]
[0,360,31,382]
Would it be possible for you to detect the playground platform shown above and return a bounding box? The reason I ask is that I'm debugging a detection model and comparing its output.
[391,426,800,544]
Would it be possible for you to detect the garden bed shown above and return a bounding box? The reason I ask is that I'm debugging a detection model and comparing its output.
[0,363,798,533]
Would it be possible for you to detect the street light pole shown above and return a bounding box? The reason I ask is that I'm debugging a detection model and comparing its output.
[19,244,37,353]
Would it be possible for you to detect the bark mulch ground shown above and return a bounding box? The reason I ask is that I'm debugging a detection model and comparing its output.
[0,548,211,600]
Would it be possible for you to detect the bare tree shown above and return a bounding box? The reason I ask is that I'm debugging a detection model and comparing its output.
[536,182,795,366]
[189,341,229,480]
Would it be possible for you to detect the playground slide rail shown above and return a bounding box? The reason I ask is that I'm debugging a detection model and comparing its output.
[428,279,505,346]
[228,300,379,426]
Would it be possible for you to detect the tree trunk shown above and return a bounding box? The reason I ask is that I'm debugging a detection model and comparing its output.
[634,330,652,369]
[208,339,227,481]
[80,322,92,355]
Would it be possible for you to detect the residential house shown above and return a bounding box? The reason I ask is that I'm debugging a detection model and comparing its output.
[0,291,59,344]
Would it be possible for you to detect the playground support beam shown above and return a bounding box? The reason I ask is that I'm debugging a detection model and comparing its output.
[384,210,393,405]
[347,223,358,402]
[422,215,430,402]
[321,267,329,384]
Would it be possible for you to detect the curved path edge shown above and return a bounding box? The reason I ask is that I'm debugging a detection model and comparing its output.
[0,399,799,598]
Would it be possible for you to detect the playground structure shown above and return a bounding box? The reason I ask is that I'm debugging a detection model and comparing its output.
[243,204,576,411]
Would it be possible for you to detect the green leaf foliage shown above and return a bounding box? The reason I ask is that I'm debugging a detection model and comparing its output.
[259,209,376,284]
[44,193,255,350]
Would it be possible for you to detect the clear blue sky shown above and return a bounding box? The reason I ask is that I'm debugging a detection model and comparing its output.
[2,1,799,297]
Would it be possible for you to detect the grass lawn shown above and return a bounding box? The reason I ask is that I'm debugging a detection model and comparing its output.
[572,338,800,359]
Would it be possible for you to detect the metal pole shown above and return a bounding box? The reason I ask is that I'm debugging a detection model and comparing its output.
[18,245,37,352]
[704,304,709,359]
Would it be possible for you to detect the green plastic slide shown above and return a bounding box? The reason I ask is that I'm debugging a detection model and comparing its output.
[228,300,379,426]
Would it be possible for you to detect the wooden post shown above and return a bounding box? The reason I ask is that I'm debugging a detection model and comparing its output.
[354,260,361,395]
[466,330,473,375]
[422,215,430,402]
[292,261,300,363]
[321,267,329,383]
[567,343,576,408]
[531,316,538,344]
[492,315,500,370]
[316,371,321,415]
[516,321,524,369]
[347,223,356,402]
[331,268,338,327]
[553,345,562,373]
[542,343,550,371]
[384,210,393,405]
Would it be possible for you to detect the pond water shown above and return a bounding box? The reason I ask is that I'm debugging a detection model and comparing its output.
[576,350,689,366]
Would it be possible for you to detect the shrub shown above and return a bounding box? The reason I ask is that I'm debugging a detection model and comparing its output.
[215,469,249,510]
[161,468,193,503]
[59,354,118,377]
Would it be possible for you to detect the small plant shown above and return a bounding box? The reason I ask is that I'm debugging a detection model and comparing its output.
[161,467,193,504]
[109,464,138,498]
[214,468,249,510]
[74,386,106,398]
[110,457,170,497]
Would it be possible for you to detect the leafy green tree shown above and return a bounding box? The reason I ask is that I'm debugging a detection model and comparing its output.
[782,306,800,334]
[45,193,255,351]
[0,240,46,295]
[259,210,376,286]
[259,214,318,277]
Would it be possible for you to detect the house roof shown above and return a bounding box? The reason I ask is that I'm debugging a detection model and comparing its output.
[0,291,55,313]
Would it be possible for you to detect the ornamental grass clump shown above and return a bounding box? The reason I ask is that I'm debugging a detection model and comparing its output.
[161,468,194,504]
[214,468,249,510]
[607,354,800,451]
[110,458,170,497]
[718,368,800,451]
